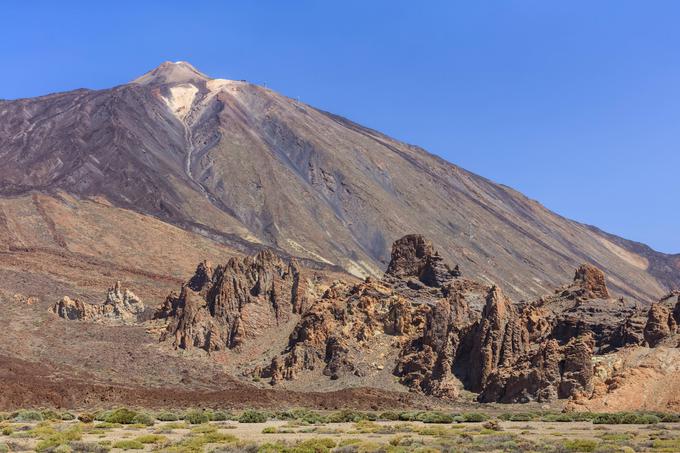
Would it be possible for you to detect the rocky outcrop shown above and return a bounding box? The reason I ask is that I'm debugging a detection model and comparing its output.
[159,251,313,352]
[467,286,529,392]
[50,282,144,324]
[260,235,484,387]
[51,296,100,321]
[262,279,425,383]
[158,235,678,406]
[479,335,594,403]
[524,264,640,352]
[643,303,677,347]
[396,293,477,398]
[573,264,610,299]
[385,234,460,288]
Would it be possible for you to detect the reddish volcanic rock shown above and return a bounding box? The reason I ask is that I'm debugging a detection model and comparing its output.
[159,250,312,352]
[643,303,677,347]
[573,264,610,300]
[385,234,460,287]
[467,286,529,392]
[479,334,594,403]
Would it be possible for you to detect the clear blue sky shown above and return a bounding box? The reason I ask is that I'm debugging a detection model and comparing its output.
[2,1,678,253]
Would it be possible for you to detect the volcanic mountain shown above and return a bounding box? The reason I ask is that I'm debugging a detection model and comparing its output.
[0,61,678,304]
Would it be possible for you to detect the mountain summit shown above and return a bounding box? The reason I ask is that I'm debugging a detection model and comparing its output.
[132,61,210,85]
[0,62,678,302]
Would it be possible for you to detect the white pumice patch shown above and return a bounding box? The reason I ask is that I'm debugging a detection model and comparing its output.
[162,83,198,120]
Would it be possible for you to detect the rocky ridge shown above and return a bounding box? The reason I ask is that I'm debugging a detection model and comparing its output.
[153,234,680,404]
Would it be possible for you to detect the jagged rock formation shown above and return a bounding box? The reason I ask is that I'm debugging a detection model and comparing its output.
[479,335,594,403]
[573,264,610,299]
[50,282,144,324]
[523,264,641,353]
[149,234,680,406]
[158,251,315,351]
[261,279,422,383]
[467,287,529,392]
[643,295,680,347]
[384,234,460,287]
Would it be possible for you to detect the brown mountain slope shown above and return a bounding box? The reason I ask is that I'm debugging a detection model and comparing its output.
[0,61,677,302]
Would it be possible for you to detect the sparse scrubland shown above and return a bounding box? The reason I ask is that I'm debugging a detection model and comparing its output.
[0,408,678,452]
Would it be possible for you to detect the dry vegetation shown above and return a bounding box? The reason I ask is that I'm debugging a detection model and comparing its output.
[1,408,678,452]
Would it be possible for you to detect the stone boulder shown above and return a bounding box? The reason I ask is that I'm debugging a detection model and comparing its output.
[50,282,144,324]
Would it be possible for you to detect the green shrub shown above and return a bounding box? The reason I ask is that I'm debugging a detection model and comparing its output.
[131,413,155,426]
[60,412,75,421]
[398,411,421,421]
[0,444,8,453]
[1,427,13,436]
[327,410,370,423]
[294,438,336,452]
[184,410,210,425]
[563,439,598,452]
[12,410,43,422]
[499,412,535,422]
[262,426,277,433]
[94,410,112,422]
[133,434,167,444]
[40,409,61,420]
[210,411,231,421]
[238,410,268,423]
[419,412,454,424]
[635,414,660,424]
[460,412,489,422]
[379,411,399,421]
[656,412,680,423]
[112,440,144,450]
[68,441,111,452]
[104,408,138,424]
[155,411,180,421]
[541,413,574,422]
[35,426,82,451]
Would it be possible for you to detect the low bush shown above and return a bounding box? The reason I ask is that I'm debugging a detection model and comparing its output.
[541,413,575,422]
[499,412,536,422]
[592,412,661,425]
[11,410,43,422]
[155,411,180,421]
[262,426,277,434]
[185,410,210,425]
[210,411,232,421]
[419,412,454,424]
[104,408,138,424]
[131,412,155,426]
[238,410,268,423]
[563,439,599,452]
[378,411,399,421]
[68,441,111,452]
[133,434,167,444]
[327,410,371,423]
[294,438,336,452]
[40,410,61,420]
[35,426,82,452]
[460,412,489,423]
[111,440,144,450]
